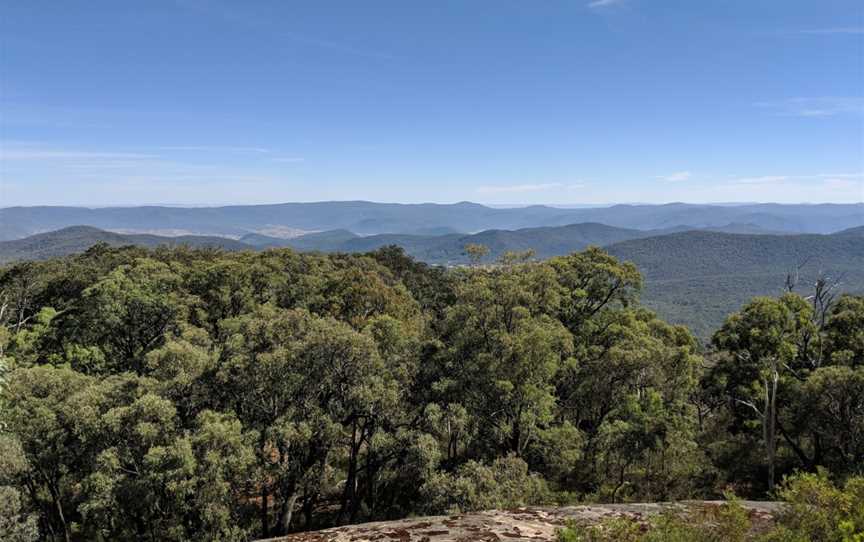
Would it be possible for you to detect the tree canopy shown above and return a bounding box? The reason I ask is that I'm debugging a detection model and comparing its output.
[0,243,861,541]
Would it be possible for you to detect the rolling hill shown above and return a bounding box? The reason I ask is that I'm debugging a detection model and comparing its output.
[246,222,797,264]
[2,222,659,265]
[0,226,249,264]
[2,224,863,341]
[241,229,360,251]
[237,222,658,263]
[2,201,861,241]
[261,226,864,339]
[606,230,864,339]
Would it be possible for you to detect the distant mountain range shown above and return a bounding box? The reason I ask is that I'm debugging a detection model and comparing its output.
[2,201,862,240]
[0,226,247,264]
[241,222,793,263]
[2,223,659,264]
[2,222,862,340]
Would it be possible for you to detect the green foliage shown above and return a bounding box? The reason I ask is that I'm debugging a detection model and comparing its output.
[420,455,550,514]
[0,435,39,542]
[0,244,861,540]
[607,231,864,341]
[554,474,864,541]
[0,486,39,542]
[555,499,752,542]
[768,472,864,542]
[825,295,864,367]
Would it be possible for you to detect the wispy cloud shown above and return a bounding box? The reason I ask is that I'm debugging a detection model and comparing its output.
[476,182,585,194]
[588,0,625,7]
[728,172,863,186]
[755,97,864,118]
[729,175,789,185]
[800,27,864,35]
[177,0,394,60]
[657,171,692,183]
[816,172,864,179]
[0,149,157,161]
[159,147,304,163]
[159,146,272,154]
[63,161,152,169]
[823,178,862,191]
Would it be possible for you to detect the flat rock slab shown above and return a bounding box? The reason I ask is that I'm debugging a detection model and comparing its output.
[263,501,782,542]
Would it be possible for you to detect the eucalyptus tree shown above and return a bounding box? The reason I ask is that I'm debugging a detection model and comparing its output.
[712,294,816,492]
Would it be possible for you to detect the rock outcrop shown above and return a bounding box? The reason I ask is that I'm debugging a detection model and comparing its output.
[262,502,782,542]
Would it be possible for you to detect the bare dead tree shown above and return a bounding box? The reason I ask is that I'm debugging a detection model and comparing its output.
[0,291,7,325]
[809,272,842,330]
[0,265,42,334]
[784,256,811,293]
[803,272,843,368]
[0,290,7,359]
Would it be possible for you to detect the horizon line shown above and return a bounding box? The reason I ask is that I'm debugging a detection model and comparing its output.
[2,200,864,210]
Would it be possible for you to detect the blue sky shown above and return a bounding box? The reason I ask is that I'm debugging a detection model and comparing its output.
[1,0,862,206]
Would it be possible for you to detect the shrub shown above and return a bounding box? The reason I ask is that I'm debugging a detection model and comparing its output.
[554,476,864,542]
[554,499,751,542]
[419,455,550,514]
[764,472,864,542]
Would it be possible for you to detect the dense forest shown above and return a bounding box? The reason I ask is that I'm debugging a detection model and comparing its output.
[0,243,862,541]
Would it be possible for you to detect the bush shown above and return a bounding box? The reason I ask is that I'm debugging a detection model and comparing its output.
[420,455,550,514]
[554,499,751,542]
[555,476,864,542]
[765,471,864,542]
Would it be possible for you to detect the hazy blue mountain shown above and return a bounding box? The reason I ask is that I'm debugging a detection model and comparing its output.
[251,222,654,263]
[256,222,791,263]
[0,226,249,264]
[2,201,861,241]
[0,222,660,265]
[565,203,864,233]
[832,225,864,237]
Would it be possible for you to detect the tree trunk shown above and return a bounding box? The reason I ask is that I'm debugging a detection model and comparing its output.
[338,420,360,525]
[765,369,778,493]
[511,418,522,456]
[55,495,70,542]
[303,492,314,530]
[278,491,299,535]
[260,485,270,538]
[42,472,70,542]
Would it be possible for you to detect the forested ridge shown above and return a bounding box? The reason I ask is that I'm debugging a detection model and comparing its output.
[4,225,863,344]
[0,244,862,541]
[606,230,864,340]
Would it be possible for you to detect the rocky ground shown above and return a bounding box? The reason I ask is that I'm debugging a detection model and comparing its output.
[262,501,782,542]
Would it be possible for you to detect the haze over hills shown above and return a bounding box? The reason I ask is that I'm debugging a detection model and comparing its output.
[244,222,799,263]
[0,222,655,264]
[1,201,862,241]
[246,222,657,262]
[2,221,862,340]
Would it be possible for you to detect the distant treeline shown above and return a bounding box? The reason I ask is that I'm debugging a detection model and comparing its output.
[0,244,862,541]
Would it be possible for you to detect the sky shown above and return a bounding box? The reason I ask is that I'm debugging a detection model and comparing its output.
[1,0,863,207]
